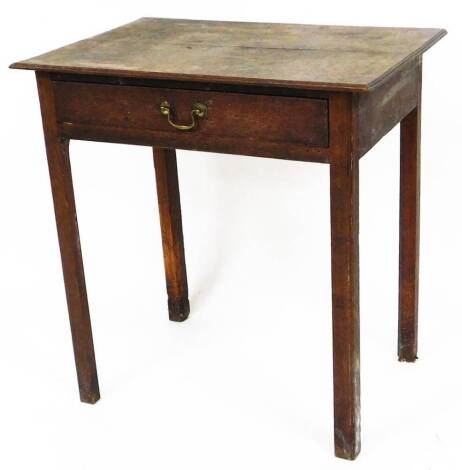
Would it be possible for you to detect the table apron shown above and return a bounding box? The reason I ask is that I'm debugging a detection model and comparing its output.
[53,80,331,163]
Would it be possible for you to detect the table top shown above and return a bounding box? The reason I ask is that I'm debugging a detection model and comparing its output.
[10,18,446,92]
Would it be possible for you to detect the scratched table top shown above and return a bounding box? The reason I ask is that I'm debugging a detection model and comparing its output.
[10,18,446,92]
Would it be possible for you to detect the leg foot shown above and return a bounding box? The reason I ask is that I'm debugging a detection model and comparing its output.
[334,430,360,460]
[398,354,418,363]
[168,297,190,322]
[80,386,101,405]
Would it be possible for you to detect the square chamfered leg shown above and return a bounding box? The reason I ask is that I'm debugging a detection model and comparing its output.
[329,94,361,460]
[153,147,190,322]
[398,90,421,362]
[36,72,100,404]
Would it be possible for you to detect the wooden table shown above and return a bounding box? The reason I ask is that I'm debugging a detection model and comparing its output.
[11,18,446,460]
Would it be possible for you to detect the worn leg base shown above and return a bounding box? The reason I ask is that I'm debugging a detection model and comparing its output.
[78,374,100,404]
[168,297,190,322]
[335,441,361,461]
[398,356,418,363]
[79,389,101,405]
[398,321,419,362]
[398,349,418,363]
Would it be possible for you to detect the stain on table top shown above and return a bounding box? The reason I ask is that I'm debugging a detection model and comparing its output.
[10,18,446,92]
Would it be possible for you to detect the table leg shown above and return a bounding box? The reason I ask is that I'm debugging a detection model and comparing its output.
[153,148,190,321]
[398,100,421,362]
[330,143,360,459]
[36,72,100,404]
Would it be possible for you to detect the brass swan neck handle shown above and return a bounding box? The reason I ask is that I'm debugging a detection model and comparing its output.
[159,101,207,131]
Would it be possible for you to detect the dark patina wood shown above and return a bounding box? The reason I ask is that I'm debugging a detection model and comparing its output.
[153,147,189,321]
[11,19,446,460]
[398,66,422,362]
[53,80,329,162]
[36,72,100,404]
[329,93,360,459]
[355,58,422,158]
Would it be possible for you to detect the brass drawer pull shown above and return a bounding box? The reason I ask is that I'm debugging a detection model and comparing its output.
[160,101,207,131]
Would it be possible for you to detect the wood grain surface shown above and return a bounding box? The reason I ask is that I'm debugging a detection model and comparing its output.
[52,80,329,159]
[11,18,446,91]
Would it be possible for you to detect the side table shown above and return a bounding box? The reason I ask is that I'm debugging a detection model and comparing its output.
[10,18,446,459]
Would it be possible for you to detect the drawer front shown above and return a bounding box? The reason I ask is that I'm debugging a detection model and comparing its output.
[53,81,329,161]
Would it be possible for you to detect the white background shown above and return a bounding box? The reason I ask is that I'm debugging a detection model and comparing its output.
[1,1,460,469]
